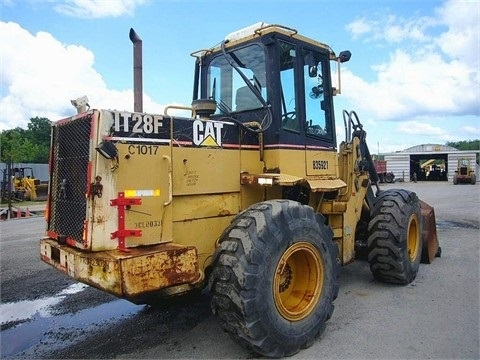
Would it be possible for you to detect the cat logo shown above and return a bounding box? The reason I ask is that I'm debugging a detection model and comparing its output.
[192,119,224,147]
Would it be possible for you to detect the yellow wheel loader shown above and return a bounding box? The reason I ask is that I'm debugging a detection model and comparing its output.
[1,166,48,202]
[453,158,476,184]
[40,23,440,357]
[14,167,49,201]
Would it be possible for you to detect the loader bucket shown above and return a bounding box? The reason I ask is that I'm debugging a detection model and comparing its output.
[419,200,440,264]
[34,183,49,201]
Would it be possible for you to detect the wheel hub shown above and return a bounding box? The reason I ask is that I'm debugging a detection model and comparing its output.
[278,263,292,293]
[407,214,420,262]
[274,242,323,321]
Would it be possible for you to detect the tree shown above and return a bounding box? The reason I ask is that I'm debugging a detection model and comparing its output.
[447,139,479,151]
[27,117,52,145]
[0,117,51,163]
[447,140,480,163]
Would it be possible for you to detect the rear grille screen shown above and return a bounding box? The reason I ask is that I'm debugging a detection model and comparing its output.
[48,114,92,245]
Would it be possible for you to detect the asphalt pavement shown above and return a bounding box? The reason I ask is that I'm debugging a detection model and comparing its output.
[0,181,478,359]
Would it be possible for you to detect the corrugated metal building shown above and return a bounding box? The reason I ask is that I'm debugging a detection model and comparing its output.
[381,144,479,183]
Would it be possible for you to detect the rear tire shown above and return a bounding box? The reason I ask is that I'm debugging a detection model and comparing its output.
[453,174,458,184]
[367,189,422,284]
[209,200,339,357]
[471,174,476,184]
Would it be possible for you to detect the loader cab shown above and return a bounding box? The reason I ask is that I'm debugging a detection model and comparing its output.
[192,23,349,150]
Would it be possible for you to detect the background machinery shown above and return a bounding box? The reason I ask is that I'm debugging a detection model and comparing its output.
[40,23,440,357]
[1,164,48,202]
[373,158,395,183]
[453,158,476,184]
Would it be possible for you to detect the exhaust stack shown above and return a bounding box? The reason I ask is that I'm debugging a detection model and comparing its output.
[129,28,143,113]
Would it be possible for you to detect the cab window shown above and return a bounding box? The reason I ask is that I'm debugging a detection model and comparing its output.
[207,44,266,114]
[278,41,299,132]
[303,48,331,139]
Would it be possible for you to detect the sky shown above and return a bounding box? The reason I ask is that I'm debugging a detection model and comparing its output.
[0,0,479,153]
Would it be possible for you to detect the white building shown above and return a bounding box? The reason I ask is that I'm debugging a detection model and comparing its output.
[381,144,479,183]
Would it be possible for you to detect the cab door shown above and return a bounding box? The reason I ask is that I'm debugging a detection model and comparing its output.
[301,46,337,177]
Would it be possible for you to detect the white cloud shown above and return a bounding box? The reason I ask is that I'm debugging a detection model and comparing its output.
[343,0,480,122]
[54,0,148,18]
[345,13,435,44]
[458,124,480,139]
[0,21,164,131]
[435,0,480,68]
[397,121,447,136]
[345,18,372,39]
[0,22,98,128]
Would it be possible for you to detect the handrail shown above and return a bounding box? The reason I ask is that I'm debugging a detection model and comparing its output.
[162,155,172,206]
[164,105,196,118]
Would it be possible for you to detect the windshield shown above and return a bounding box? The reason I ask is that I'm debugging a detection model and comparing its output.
[207,44,266,114]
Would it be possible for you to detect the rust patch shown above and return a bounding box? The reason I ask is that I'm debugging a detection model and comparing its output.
[240,172,257,185]
[218,209,231,216]
[95,215,106,224]
[40,238,199,299]
[121,245,199,297]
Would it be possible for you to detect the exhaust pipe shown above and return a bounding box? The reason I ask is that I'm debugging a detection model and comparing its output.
[129,28,143,113]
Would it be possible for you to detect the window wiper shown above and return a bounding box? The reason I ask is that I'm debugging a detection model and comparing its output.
[220,40,273,133]
[220,40,265,105]
[217,98,231,114]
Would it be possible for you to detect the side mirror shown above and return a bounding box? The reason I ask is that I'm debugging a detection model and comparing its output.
[338,50,352,63]
[332,51,352,96]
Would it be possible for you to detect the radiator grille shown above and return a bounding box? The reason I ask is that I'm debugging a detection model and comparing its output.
[48,114,92,246]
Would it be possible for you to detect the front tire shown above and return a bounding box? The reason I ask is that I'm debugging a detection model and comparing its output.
[453,174,458,184]
[209,200,339,357]
[367,189,422,284]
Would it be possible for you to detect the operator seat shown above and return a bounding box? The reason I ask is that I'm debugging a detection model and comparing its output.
[235,86,262,111]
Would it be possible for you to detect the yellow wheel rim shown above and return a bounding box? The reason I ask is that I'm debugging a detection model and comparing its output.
[407,214,420,262]
[273,242,323,321]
